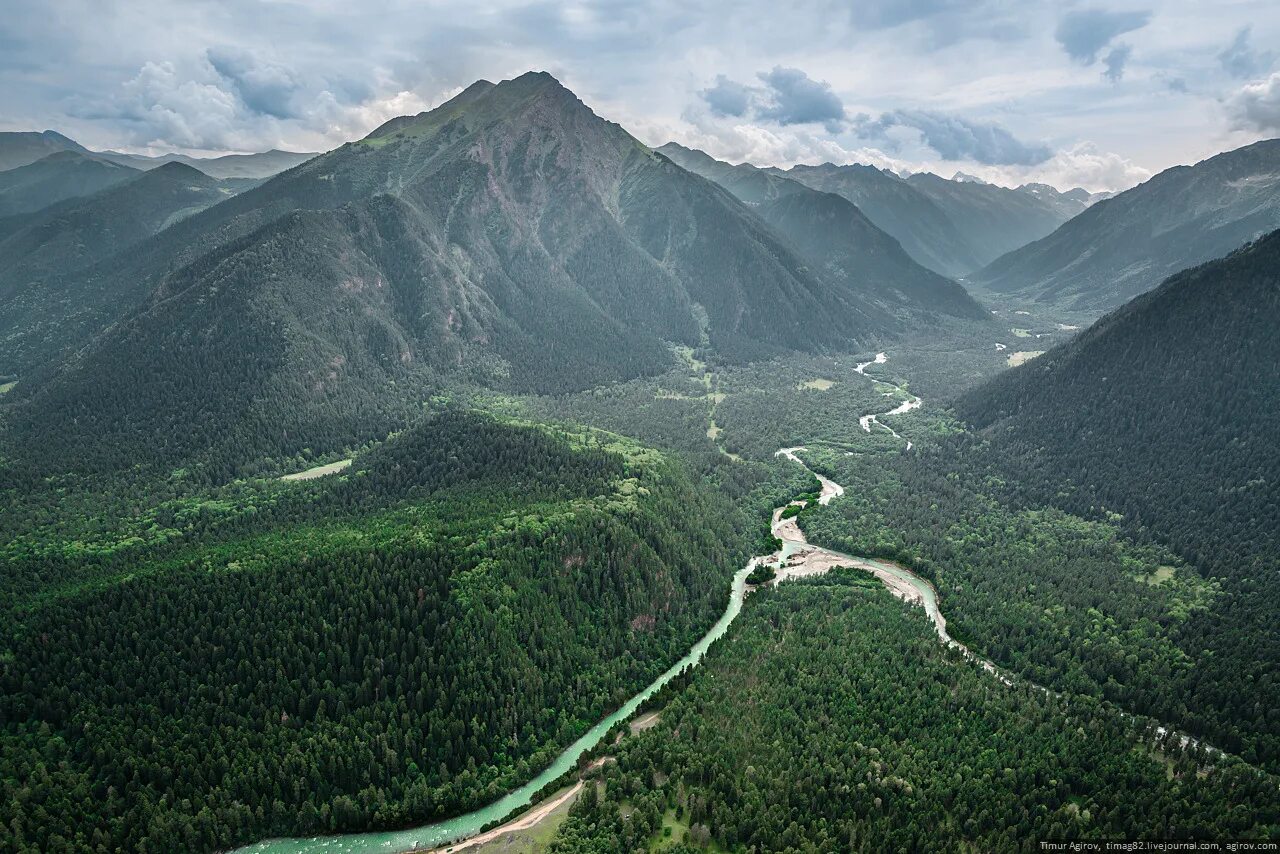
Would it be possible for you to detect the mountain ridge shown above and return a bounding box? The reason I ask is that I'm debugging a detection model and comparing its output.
[969,137,1280,311]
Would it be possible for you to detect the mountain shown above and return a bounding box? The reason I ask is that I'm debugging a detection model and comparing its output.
[0,410,759,853]
[655,142,807,205]
[0,162,240,373]
[1018,182,1108,219]
[903,171,1087,267]
[0,129,315,179]
[657,143,988,321]
[94,148,319,179]
[957,231,1280,763]
[0,151,138,216]
[774,161,984,277]
[970,138,1280,312]
[5,72,903,476]
[0,130,90,171]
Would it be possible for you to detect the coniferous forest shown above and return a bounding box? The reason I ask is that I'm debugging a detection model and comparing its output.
[2,50,1280,854]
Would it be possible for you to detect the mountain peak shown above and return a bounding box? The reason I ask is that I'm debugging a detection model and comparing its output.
[148,160,211,179]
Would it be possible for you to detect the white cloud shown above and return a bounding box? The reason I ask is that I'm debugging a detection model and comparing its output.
[1225,72,1280,134]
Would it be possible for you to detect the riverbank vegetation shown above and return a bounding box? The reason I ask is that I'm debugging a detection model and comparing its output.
[0,411,776,853]
[548,575,1279,852]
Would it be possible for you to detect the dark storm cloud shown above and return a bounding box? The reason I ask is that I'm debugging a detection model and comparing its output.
[207,48,302,119]
[697,67,846,130]
[857,110,1052,165]
[755,67,846,127]
[701,75,753,117]
[1054,8,1150,64]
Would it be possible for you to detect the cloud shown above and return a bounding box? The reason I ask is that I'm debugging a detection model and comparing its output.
[1218,26,1274,80]
[700,75,752,118]
[1102,44,1133,82]
[754,67,846,128]
[1225,72,1280,134]
[72,55,433,153]
[696,67,845,131]
[1054,9,1150,64]
[206,47,301,119]
[855,109,1052,165]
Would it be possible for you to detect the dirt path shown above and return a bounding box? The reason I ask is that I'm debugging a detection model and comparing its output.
[420,783,583,854]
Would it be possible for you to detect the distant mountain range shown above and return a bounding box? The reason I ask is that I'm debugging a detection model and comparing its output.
[970,138,1280,312]
[4,72,989,475]
[0,129,317,179]
[761,161,1096,277]
[0,150,139,216]
[656,143,985,320]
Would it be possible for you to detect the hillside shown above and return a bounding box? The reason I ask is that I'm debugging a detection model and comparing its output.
[657,143,989,320]
[904,171,1086,267]
[0,162,239,374]
[777,161,983,277]
[6,72,903,477]
[0,151,138,216]
[0,411,758,854]
[549,575,1277,851]
[957,231,1280,764]
[0,130,90,171]
[970,138,1280,311]
[755,191,988,320]
[656,142,806,204]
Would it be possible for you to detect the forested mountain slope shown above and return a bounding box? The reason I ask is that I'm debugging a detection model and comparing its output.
[0,130,91,171]
[0,411,761,853]
[755,191,988,320]
[776,161,983,277]
[549,575,1278,852]
[956,231,1280,764]
[971,138,1280,311]
[904,171,1084,267]
[0,151,138,216]
[655,142,806,204]
[5,72,900,477]
[656,143,989,321]
[0,162,240,374]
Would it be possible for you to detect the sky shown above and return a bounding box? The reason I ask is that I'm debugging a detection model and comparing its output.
[2,1,1278,191]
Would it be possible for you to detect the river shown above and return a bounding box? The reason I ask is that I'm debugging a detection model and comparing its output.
[854,352,922,450]
[235,431,1225,853]
[234,444,956,854]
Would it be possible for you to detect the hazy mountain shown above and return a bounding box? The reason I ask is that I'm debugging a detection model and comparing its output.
[7,72,903,473]
[0,130,91,171]
[904,171,1087,267]
[656,142,808,205]
[970,138,1280,311]
[775,161,983,277]
[0,162,241,372]
[94,148,319,179]
[656,143,987,321]
[0,151,139,216]
[0,128,315,179]
[1018,182,1108,219]
[958,231,1280,761]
